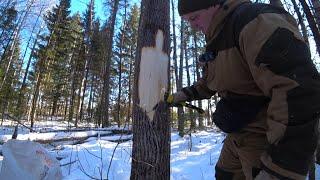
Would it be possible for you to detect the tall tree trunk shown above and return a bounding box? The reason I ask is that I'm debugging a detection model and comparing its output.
[170,0,184,135]
[117,45,123,127]
[87,75,94,121]
[101,0,120,128]
[29,73,42,129]
[19,6,44,78]
[299,0,320,55]
[76,60,89,127]
[0,0,35,90]
[126,47,134,124]
[291,0,310,46]
[184,30,196,130]
[310,0,320,28]
[177,19,185,137]
[130,0,170,179]
[117,4,127,127]
[68,44,80,126]
[193,32,204,129]
[171,0,178,93]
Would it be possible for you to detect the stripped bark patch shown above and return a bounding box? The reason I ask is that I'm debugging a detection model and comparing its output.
[138,30,169,121]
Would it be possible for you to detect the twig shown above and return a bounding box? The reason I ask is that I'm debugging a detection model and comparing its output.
[77,150,107,180]
[3,113,36,132]
[83,147,101,159]
[60,160,77,167]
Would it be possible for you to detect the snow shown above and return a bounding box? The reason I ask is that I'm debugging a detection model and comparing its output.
[58,130,224,180]
[0,120,319,179]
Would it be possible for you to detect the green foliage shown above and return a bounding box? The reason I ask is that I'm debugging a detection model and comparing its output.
[0,39,21,116]
[0,2,17,57]
[32,0,84,116]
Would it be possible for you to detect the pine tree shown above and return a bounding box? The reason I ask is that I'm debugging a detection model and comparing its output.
[0,1,17,56]
[29,0,75,127]
[101,0,120,127]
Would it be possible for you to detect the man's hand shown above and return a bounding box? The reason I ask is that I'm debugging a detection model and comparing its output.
[166,91,189,105]
[165,93,205,114]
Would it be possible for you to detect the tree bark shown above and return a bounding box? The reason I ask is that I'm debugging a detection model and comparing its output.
[193,32,204,129]
[310,0,320,28]
[184,30,195,130]
[130,0,170,179]
[299,0,320,55]
[0,0,35,90]
[177,19,185,137]
[101,0,120,128]
[117,4,128,127]
[291,0,310,46]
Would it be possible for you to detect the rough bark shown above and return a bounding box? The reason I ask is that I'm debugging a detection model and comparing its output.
[178,19,185,137]
[0,0,35,90]
[76,0,95,126]
[117,3,127,127]
[193,32,204,128]
[130,0,170,179]
[291,0,310,46]
[299,0,320,55]
[101,0,120,128]
[310,0,320,28]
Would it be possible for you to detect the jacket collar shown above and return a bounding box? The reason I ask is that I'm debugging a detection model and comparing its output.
[206,0,250,42]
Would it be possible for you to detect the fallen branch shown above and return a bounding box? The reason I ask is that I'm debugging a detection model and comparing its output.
[3,113,36,132]
[34,132,113,144]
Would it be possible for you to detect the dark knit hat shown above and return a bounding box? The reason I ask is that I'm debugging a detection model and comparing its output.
[178,0,226,15]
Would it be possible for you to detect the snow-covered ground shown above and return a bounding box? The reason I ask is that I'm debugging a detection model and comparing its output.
[57,130,225,180]
[0,120,319,179]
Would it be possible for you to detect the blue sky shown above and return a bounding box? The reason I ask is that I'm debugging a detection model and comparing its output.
[70,0,107,21]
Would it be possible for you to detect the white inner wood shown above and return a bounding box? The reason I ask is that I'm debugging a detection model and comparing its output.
[138,30,169,121]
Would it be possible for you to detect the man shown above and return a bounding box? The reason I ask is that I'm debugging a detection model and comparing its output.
[170,0,320,179]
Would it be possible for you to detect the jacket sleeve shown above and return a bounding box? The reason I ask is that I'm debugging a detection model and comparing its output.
[239,13,320,179]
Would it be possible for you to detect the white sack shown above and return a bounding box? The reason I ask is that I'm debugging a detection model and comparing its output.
[0,139,62,180]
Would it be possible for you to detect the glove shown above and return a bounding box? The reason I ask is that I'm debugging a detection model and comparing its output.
[166,91,189,105]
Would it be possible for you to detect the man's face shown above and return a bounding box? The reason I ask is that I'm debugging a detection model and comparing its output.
[182,5,220,34]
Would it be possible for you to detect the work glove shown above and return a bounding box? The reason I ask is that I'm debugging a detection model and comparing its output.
[166,91,189,105]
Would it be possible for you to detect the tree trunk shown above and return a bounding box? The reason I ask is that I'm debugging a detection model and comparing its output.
[126,47,134,124]
[184,29,196,130]
[299,0,320,55]
[87,75,94,121]
[310,0,320,28]
[0,0,35,90]
[101,0,120,128]
[29,73,42,129]
[117,8,127,127]
[193,32,204,129]
[171,0,179,93]
[76,61,89,127]
[130,0,170,179]
[177,19,185,137]
[291,0,310,46]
